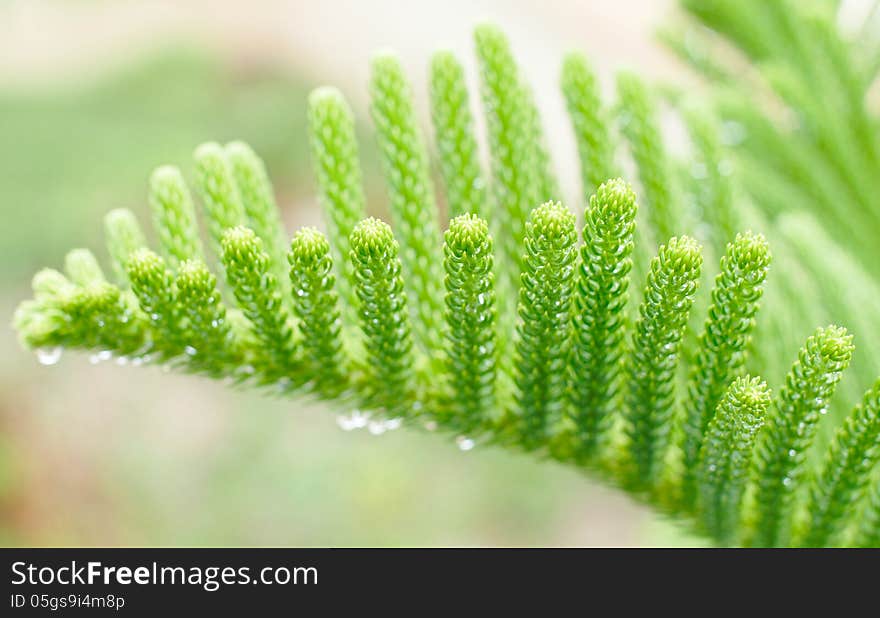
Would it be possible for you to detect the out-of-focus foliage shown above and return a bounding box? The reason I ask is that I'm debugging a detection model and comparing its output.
[0,48,311,286]
[663,0,880,426]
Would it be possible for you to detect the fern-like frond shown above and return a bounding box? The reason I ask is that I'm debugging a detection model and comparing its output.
[512,201,577,450]
[13,23,880,547]
[681,231,770,505]
[747,325,854,547]
[698,375,769,545]
[370,53,444,353]
[567,178,637,457]
[624,235,702,489]
[429,51,487,220]
[800,379,880,547]
[442,214,497,434]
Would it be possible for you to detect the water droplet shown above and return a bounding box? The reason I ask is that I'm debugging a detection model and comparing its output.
[456,436,475,451]
[708,464,717,472]
[184,345,198,356]
[788,449,797,458]
[36,347,62,366]
[98,350,113,362]
[337,410,369,431]
[115,356,129,366]
[782,477,792,487]
[367,420,387,435]
[150,313,160,321]
[384,418,402,431]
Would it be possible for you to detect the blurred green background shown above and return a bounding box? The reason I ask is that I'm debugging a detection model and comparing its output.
[0,0,707,546]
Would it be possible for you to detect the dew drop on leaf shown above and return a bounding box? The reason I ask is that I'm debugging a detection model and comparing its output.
[36,347,62,366]
[456,436,475,451]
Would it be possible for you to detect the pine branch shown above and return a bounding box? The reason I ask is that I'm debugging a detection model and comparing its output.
[474,24,542,305]
[288,228,346,394]
[193,142,247,255]
[616,72,684,244]
[512,202,577,450]
[307,87,367,330]
[624,235,702,489]
[349,218,416,418]
[747,325,854,547]
[173,259,239,375]
[801,379,880,547]
[561,53,617,198]
[220,226,297,376]
[698,375,769,545]
[567,179,637,457]
[429,51,487,220]
[14,22,880,547]
[681,231,771,506]
[104,208,148,287]
[370,53,444,353]
[149,165,205,268]
[442,214,497,434]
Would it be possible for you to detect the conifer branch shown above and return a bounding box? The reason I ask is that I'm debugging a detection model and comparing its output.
[681,231,771,505]
[513,202,577,450]
[370,53,444,353]
[698,376,769,545]
[567,179,637,457]
[624,235,702,489]
[429,51,487,220]
[748,325,854,547]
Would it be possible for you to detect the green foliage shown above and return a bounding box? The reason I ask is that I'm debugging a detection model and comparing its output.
[748,326,854,547]
[858,478,880,548]
[667,0,880,418]
[512,202,577,450]
[226,141,291,296]
[681,232,771,505]
[307,87,367,331]
[801,380,880,547]
[149,166,205,268]
[624,235,702,489]
[616,72,683,245]
[0,48,309,286]
[220,226,296,376]
[370,53,444,353]
[350,218,415,417]
[698,376,769,545]
[429,52,487,220]
[288,228,345,393]
[14,23,880,547]
[127,248,183,357]
[104,208,148,287]
[561,53,617,198]
[173,259,237,375]
[442,214,497,434]
[567,179,637,457]
[473,24,545,307]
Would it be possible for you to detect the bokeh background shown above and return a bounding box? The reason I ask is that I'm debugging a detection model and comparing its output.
[0,0,712,546]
